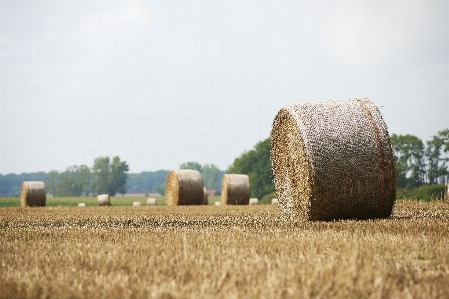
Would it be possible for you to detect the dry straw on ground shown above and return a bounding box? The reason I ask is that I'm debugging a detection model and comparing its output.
[165,170,204,206]
[203,187,209,205]
[97,194,111,206]
[147,198,156,206]
[21,181,46,208]
[271,98,396,221]
[221,174,250,205]
[1,202,448,299]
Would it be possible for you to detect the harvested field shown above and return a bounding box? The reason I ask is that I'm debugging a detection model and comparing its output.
[0,201,448,298]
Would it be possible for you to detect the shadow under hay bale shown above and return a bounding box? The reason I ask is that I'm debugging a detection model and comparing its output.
[221,174,250,205]
[270,98,396,221]
[21,181,46,207]
[165,170,204,206]
[97,194,111,206]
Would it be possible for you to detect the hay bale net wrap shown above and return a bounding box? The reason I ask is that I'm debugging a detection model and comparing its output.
[270,98,396,221]
[221,174,250,205]
[165,170,204,206]
[97,194,111,206]
[21,181,46,207]
[203,187,209,205]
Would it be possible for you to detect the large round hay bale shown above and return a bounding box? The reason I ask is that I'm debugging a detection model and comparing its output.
[221,174,250,205]
[203,187,209,205]
[147,197,156,206]
[270,98,396,221]
[21,181,46,207]
[165,170,204,206]
[97,194,111,206]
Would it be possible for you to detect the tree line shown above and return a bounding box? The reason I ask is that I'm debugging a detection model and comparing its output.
[125,164,225,195]
[391,129,449,188]
[1,129,447,199]
[226,129,449,202]
[45,156,129,197]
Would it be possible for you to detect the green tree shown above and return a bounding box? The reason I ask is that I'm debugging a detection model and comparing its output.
[228,137,274,199]
[109,156,129,195]
[79,165,91,196]
[92,156,129,196]
[58,166,83,196]
[202,164,220,189]
[45,170,60,197]
[391,134,426,187]
[426,134,448,185]
[179,161,203,172]
[92,157,110,195]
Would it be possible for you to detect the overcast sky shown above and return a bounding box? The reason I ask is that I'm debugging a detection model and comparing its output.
[1,1,448,175]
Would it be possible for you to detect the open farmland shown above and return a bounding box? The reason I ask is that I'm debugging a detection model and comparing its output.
[0,196,223,208]
[0,201,448,299]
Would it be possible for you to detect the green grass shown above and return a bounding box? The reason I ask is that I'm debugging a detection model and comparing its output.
[0,196,223,208]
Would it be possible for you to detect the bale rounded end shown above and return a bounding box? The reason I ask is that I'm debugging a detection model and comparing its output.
[97,194,111,206]
[221,174,250,205]
[165,170,204,206]
[147,198,157,206]
[21,181,46,207]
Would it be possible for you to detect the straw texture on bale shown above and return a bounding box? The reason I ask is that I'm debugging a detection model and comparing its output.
[221,174,250,205]
[21,181,46,207]
[203,187,209,205]
[147,198,156,206]
[97,194,111,206]
[165,170,204,206]
[270,98,396,221]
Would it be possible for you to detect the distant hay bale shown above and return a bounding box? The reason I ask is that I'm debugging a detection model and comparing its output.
[21,181,46,207]
[271,198,279,205]
[165,170,204,206]
[215,201,222,206]
[78,203,86,207]
[221,174,250,205]
[249,198,259,205]
[133,201,141,207]
[147,198,157,206]
[97,194,111,206]
[271,98,396,221]
[203,187,209,205]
